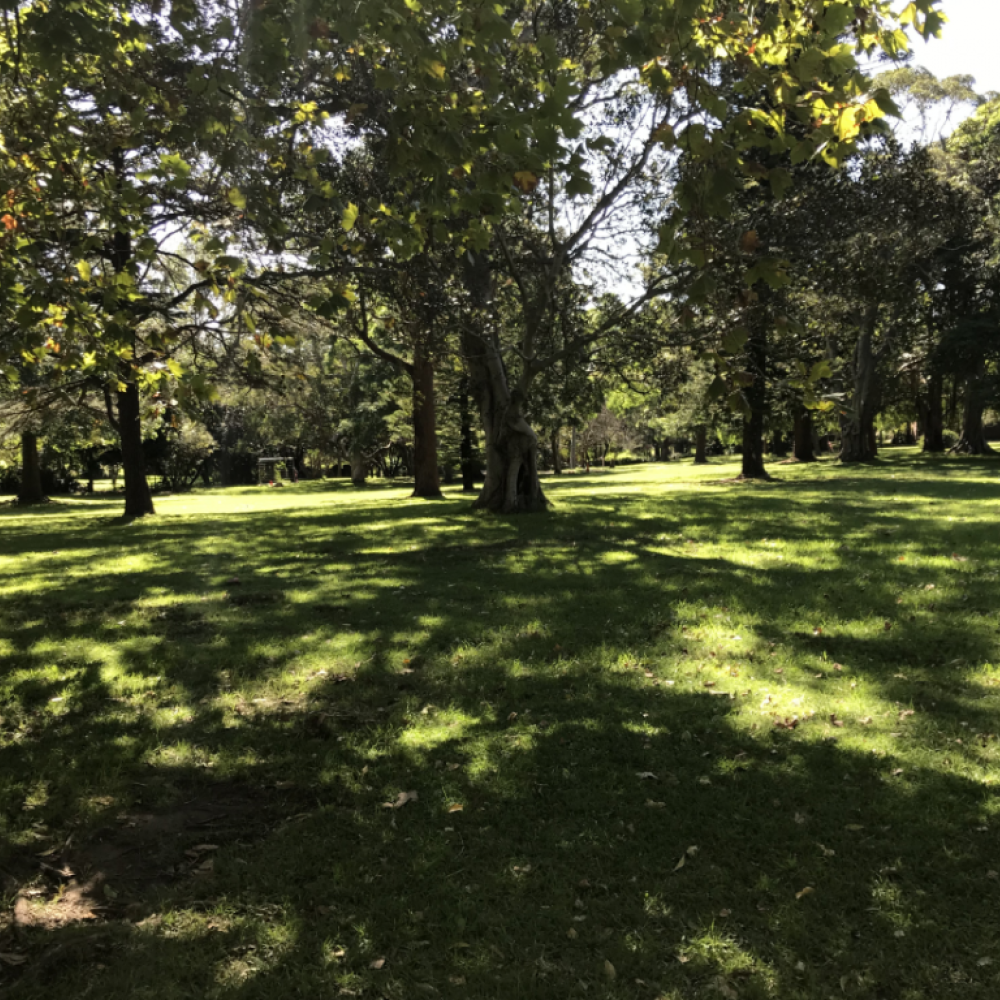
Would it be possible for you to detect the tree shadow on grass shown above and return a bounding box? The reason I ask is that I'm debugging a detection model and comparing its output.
[2,459,999,997]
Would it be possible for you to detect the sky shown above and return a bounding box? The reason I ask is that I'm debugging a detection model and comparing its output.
[909,0,1000,107]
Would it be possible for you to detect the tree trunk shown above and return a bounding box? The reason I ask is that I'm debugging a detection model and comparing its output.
[840,304,880,464]
[793,408,815,462]
[17,430,45,504]
[459,381,477,492]
[463,331,547,514]
[569,427,577,469]
[410,344,442,497]
[694,425,708,464]
[350,444,367,486]
[952,364,995,455]
[740,314,768,479]
[551,428,562,474]
[116,380,155,517]
[770,431,789,458]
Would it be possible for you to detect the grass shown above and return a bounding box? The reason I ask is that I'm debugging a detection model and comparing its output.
[1,450,1000,999]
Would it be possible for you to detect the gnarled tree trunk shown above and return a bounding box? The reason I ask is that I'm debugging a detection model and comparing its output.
[793,408,815,462]
[463,330,547,514]
[411,343,442,497]
[694,425,708,464]
[17,430,45,505]
[952,364,995,455]
[116,379,154,518]
[840,304,880,464]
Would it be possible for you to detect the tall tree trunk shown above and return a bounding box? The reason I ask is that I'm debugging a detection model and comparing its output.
[569,427,578,469]
[459,381,477,492]
[350,444,367,486]
[793,408,815,462]
[919,375,945,454]
[952,363,995,455]
[116,379,154,518]
[694,425,708,464]
[462,331,547,513]
[736,278,771,479]
[17,430,45,504]
[740,310,768,479]
[551,428,562,474]
[840,304,880,464]
[410,343,442,497]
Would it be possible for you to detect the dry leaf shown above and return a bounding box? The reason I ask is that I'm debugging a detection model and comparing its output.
[673,854,686,872]
[448,976,467,985]
[645,800,666,808]
[830,715,844,728]
[977,958,993,967]
[795,886,814,900]
[860,716,873,725]
[447,803,464,813]
[567,928,578,940]
[604,959,616,980]
[0,952,28,967]
[845,824,865,831]
[636,772,657,780]
[369,957,386,970]
[382,790,418,809]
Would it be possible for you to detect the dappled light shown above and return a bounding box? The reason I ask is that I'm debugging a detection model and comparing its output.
[2,454,1000,998]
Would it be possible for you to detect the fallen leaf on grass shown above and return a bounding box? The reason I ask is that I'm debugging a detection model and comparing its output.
[448,976,467,985]
[636,772,657,780]
[369,957,386,970]
[884,621,893,631]
[860,716,873,725]
[604,959,616,980]
[845,824,865,831]
[645,799,666,808]
[899,709,915,720]
[830,715,844,728]
[795,886,814,900]
[891,768,904,777]
[977,958,993,967]
[774,717,799,730]
[0,952,28,967]
[567,928,578,939]
[383,790,419,809]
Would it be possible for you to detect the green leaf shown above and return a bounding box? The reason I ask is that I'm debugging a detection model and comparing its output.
[341,202,360,232]
[76,260,92,282]
[721,327,749,354]
[227,188,247,210]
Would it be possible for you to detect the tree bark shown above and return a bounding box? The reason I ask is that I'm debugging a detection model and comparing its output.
[551,428,562,474]
[920,375,945,454]
[694,425,708,464]
[410,343,442,497]
[350,444,367,486]
[569,427,578,469]
[459,381,477,492]
[952,364,995,455]
[793,408,816,462]
[462,330,547,513]
[116,380,155,518]
[740,315,768,479]
[840,304,880,464]
[17,430,45,504]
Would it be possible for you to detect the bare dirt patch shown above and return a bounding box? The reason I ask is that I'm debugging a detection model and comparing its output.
[4,782,280,934]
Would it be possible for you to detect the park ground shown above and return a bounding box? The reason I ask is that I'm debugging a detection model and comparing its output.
[1,451,1000,999]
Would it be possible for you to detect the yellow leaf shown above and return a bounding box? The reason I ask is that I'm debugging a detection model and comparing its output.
[447,803,464,813]
[76,260,92,281]
[795,886,814,899]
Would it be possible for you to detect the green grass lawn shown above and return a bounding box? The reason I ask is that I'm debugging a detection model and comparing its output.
[2,451,1000,999]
